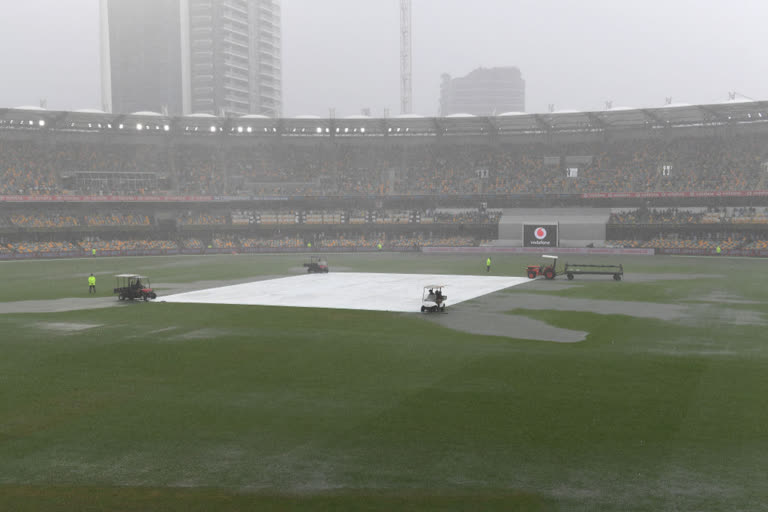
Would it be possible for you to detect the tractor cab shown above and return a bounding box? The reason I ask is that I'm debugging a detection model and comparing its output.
[526,255,559,280]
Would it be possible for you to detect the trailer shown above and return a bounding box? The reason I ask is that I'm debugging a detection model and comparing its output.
[563,263,624,281]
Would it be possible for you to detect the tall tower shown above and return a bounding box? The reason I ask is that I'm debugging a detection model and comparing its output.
[101,0,282,117]
[400,0,412,114]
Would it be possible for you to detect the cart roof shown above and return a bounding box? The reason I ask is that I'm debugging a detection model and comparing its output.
[424,284,446,288]
[542,255,559,259]
[115,274,147,278]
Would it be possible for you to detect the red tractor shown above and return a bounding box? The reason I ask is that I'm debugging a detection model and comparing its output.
[526,255,559,280]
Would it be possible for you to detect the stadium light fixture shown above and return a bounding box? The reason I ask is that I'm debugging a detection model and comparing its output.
[28,120,34,126]
[272,127,277,133]
[136,123,143,131]
[210,125,217,133]
[247,126,252,133]
[38,120,45,127]
[119,123,124,130]
[361,127,366,133]
[316,127,322,133]
[325,128,330,133]
[237,126,243,133]
[164,124,170,131]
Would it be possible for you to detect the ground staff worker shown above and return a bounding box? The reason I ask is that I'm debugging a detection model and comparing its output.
[88,273,96,294]
[486,257,491,272]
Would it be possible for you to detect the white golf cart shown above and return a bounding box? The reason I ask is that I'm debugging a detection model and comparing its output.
[421,285,447,313]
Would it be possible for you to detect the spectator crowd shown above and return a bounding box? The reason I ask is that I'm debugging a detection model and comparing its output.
[2,134,767,197]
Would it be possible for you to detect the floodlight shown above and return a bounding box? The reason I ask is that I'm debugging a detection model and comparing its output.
[210,125,217,133]
[164,124,170,131]
[38,120,45,127]
[237,126,243,133]
[316,127,322,133]
[246,126,252,133]
[136,123,143,131]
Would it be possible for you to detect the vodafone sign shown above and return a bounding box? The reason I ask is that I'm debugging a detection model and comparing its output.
[523,224,558,247]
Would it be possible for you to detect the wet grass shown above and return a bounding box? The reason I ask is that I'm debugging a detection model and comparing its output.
[1,253,767,510]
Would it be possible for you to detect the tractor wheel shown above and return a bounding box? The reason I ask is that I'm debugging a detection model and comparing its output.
[567,273,574,280]
[614,274,622,281]
[150,292,157,299]
[544,269,555,280]
[118,294,124,301]
[527,272,536,279]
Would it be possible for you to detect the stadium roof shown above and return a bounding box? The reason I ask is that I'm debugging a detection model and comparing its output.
[1,100,767,139]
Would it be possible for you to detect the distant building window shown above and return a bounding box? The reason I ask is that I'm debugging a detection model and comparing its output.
[566,167,578,178]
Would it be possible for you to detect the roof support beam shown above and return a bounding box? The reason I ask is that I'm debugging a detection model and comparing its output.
[640,109,665,125]
[533,114,551,132]
[586,112,608,130]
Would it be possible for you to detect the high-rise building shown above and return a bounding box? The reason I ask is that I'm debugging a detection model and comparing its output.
[100,0,282,117]
[439,67,525,116]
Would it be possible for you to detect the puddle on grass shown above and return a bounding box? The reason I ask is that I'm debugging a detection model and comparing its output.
[34,322,103,333]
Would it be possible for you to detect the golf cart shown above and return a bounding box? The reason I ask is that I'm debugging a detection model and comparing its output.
[526,255,560,280]
[303,256,329,273]
[421,285,447,313]
[114,274,157,301]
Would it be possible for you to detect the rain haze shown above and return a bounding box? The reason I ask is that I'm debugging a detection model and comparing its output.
[1,0,767,115]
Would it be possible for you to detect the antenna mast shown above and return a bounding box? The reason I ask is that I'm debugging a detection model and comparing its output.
[400,0,412,114]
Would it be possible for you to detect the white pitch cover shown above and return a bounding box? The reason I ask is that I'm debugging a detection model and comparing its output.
[160,272,530,313]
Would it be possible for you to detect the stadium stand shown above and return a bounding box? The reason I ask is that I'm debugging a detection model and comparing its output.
[11,213,80,228]
[2,103,768,259]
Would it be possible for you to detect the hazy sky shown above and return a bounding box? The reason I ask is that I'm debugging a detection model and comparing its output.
[1,0,767,116]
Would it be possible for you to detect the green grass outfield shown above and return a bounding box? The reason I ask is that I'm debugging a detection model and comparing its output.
[1,253,767,511]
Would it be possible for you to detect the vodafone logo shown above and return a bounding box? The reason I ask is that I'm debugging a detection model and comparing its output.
[534,227,548,240]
